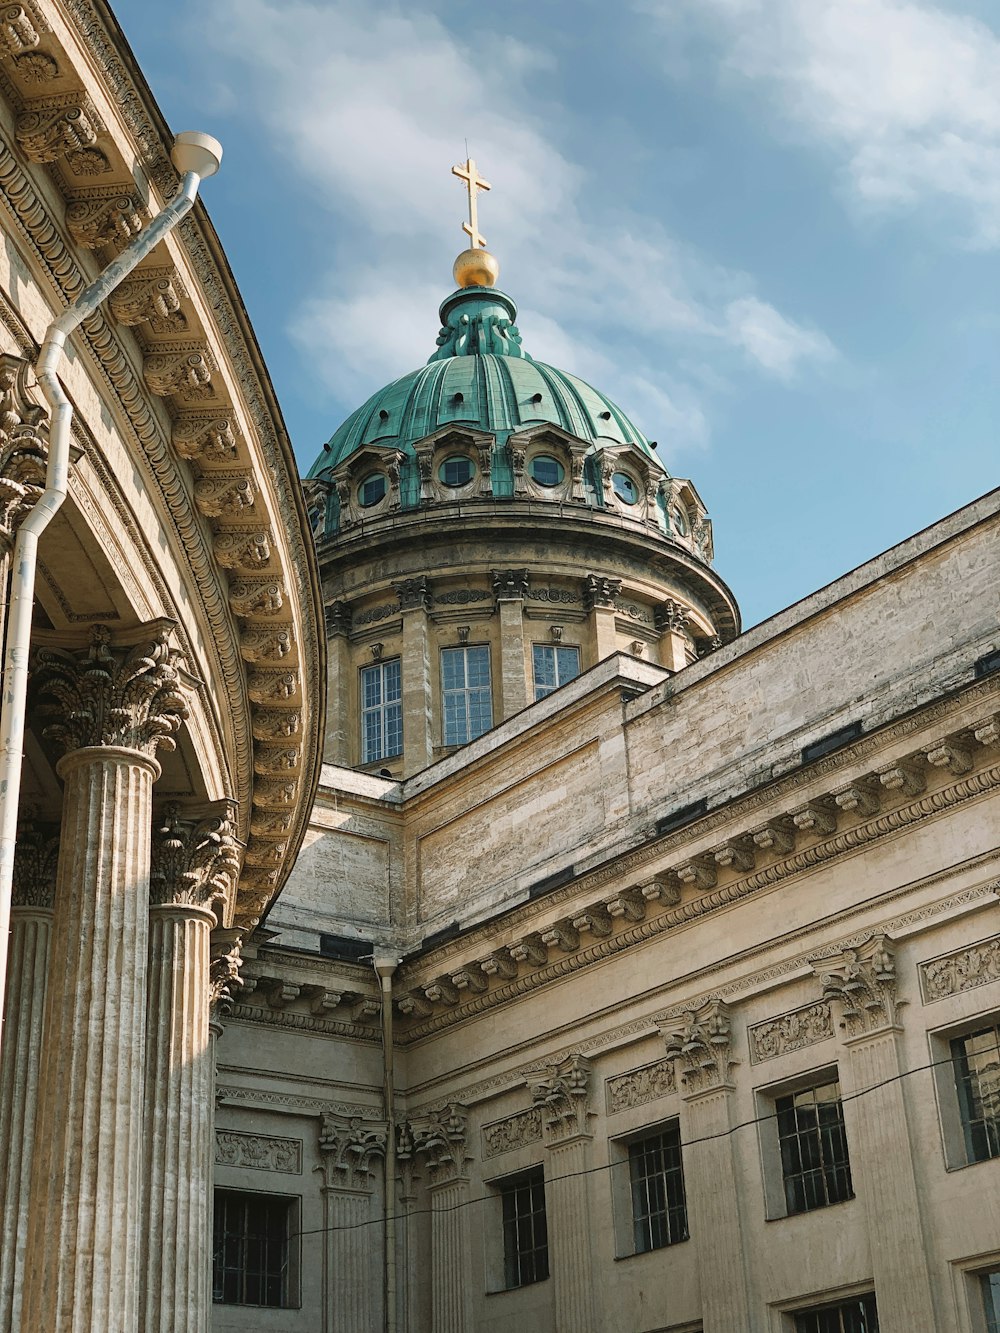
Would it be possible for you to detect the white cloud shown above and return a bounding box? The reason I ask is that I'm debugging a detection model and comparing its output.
[204,0,835,457]
[646,0,1000,247]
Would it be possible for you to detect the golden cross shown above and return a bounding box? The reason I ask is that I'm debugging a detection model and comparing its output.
[452,157,491,249]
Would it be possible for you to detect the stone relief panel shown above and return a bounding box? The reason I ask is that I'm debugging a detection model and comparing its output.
[481,1107,543,1159]
[748,1001,834,1064]
[920,935,1000,1003]
[215,1130,303,1174]
[605,1057,676,1114]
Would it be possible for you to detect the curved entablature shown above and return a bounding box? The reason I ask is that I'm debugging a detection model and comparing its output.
[0,0,326,933]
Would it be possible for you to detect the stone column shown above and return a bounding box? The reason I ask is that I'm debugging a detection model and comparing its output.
[527,1055,597,1333]
[0,822,59,1333]
[660,1000,754,1333]
[813,935,939,1332]
[140,803,241,1333]
[0,353,47,642]
[491,569,529,718]
[323,601,352,765]
[405,1104,471,1333]
[584,574,621,662]
[21,625,188,1333]
[655,599,692,672]
[318,1115,388,1333]
[394,578,434,769]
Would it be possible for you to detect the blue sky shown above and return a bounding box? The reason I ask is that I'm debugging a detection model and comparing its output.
[112,0,999,628]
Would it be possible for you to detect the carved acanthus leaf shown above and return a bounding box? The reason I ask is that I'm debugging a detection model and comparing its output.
[32,624,188,758]
[583,573,622,610]
[0,3,47,57]
[16,93,102,163]
[64,190,147,249]
[811,933,903,1037]
[399,1103,469,1181]
[143,346,217,402]
[526,1053,592,1142]
[240,625,294,664]
[209,927,244,1010]
[172,414,239,463]
[0,353,48,545]
[194,472,257,518]
[319,1115,387,1189]
[108,268,187,332]
[11,819,59,909]
[659,998,737,1096]
[214,529,273,572]
[150,801,241,913]
[748,1001,833,1064]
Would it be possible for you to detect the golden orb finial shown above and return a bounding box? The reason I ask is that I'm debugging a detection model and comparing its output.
[453,247,500,288]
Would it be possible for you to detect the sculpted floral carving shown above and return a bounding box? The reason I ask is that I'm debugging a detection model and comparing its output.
[228,579,284,618]
[216,1130,302,1175]
[16,93,102,163]
[0,3,47,56]
[0,353,47,546]
[583,573,622,610]
[240,625,294,664]
[491,568,529,601]
[482,1108,542,1158]
[172,414,239,463]
[143,346,217,402]
[209,927,244,1011]
[149,802,241,914]
[526,1053,592,1141]
[659,998,737,1096]
[214,530,272,572]
[194,473,257,518]
[32,624,188,759]
[812,934,903,1037]
[605,1057,676,1114]
[64,190,147,249]
[748,1002,833,1064]
[319,1115,387,1189]
[920,936,1000,1003]
[11,819,59,909]
[399,1103,469,1181]
[108,268,186,332]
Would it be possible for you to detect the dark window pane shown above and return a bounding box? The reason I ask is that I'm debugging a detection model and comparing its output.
[776,1080,853,1215]
[627,1122,688,1254]
[499,1168,548,1289]
[212,1190,291,1308]
[953,1026,1000,1164]
[793,1293,879,1333]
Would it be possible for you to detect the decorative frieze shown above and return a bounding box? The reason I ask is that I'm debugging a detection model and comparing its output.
[150,802,241,914]
[605,1057,676,1114]
[527,586,579,605]
[920,935,1000,1002]
[482,1107,542,1159]
[32,624,188,758]
[527,1054,592,1142]
[352,602,401,627]
[812,934,902,1037]
[659,998,736,1095]
[748,1001,833,1064]
[215,1130,302,1175]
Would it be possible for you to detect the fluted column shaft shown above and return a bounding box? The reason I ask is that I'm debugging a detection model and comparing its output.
[841,1027,938,1331]
[140,903,215,1333]
[680,1084,754,1332]
[0,904,53,1332]
[323,1187,381,1333]
[22,745,157,1333]
[430,1177,471,1332]
[546,1136,596,1332]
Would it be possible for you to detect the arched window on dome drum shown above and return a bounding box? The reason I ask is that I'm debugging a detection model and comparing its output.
[529,455,564,488]
[612,472,640,505]
[358,473,387,508]
[440,456,474,488]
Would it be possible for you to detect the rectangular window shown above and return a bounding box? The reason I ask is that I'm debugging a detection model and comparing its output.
[532,643,581,700]
[776,1079,853,1215]
[952,1024,1000,1164]
[628,1122,688,1253]
[360,658,402,764]
[441,645,492,746]
[982,1271,1000,1333]
[212,1190,293,1307]
[793,1294,879,1332]
[499,1168,549,1289]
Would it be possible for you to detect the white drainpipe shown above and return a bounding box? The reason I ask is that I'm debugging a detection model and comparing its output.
[374,953,400,1333]
[0,131,222,1062]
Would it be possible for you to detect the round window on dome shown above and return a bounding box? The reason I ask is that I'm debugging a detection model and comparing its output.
[612,472,640,505]
[439,455,474,488]
[358,472,387,508]
[529,455,564,488]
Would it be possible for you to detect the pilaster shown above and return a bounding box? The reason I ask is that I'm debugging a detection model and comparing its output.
[0,821,58,1333]
[811,935,939,1332]
[317,1115,388,1333]
[323,601,352,765]
[526,1054,596,1333]
[659,999,754,1333]
[654,599,692,672]
[22,625,187,1333]
[140,803,241,1333]
[394,579,434,769]
[400,1103,471,1333]
[584,574,621,660]
[491,568,528,717]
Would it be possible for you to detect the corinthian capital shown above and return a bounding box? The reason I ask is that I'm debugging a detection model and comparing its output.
[32,624,189,759]
[0,353,48,550]
[150,802,241,914]
[12,818,59,909]
[398,1103,469,1182]
[659,997,737,1097]
[526,1053,592,1142]
[810,934,903,1038]
[319,1115,388,1191]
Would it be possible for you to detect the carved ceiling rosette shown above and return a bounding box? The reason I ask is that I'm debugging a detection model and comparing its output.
[149,801,242,917]
[659,997,737,1097]
[11,818,59,909]
[526,1053,593,1143]
[32,624,188,759]
[811,933,904,1039]
[319,1115,388,1192]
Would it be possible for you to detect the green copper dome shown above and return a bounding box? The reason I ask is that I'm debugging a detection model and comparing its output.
[307,287,662,478]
